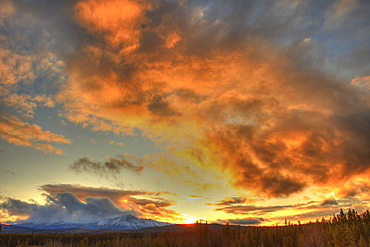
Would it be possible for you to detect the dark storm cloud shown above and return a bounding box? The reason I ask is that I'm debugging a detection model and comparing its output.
[320,198,339,207]
[0,192,132,223]
[147,95,181,117]
[0,198,38,216]
[70,155,144,177]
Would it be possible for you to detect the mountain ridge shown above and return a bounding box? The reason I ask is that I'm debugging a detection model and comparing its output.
[10,214,170,231]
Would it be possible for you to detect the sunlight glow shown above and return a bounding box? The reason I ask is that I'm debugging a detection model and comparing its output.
[175,215,198,224]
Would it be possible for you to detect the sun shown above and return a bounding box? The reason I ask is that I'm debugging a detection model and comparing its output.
[176,215,197,224]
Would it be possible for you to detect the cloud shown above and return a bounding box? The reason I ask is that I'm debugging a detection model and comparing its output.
[0,1,73,153]
[187,195,204,199]
[0,48,35,86]
[3,94,37,114]
[331,176,370,199]
[0,6,70,151]
[2,0,370,198]
[109,140,125,147]
[70,154,145,177]
[2,93,55,117]
[33,94,55,108]
[0,183,184,223]
[62,0,370,197]
[0,198,38,217]
[320,198,338,206]
[147,95,181,117]
[74,0,148,49]
[0,192,132,223]
[38,183,182,222]
[223,218,264,225]
[208,197,250,206]
[39,183,154,202]
[0,113,71,154]
[211,195,370,224]
[213,199,342,216]
[214,204,288,215]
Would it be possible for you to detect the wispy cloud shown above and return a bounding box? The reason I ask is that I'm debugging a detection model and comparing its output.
[211,195,370,224]
[70,154,145,176]
[109,140,125,147]
[0,113,71,154]
[216,218,264,226]
[206,196,256,206]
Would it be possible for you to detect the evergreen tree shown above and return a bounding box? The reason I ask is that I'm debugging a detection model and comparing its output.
[339,208,346,223]
[222,222,231,247]
[362,210,370,223]
[332,214,338,224]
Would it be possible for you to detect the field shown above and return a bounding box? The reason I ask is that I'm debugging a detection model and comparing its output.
[1,209,370,247]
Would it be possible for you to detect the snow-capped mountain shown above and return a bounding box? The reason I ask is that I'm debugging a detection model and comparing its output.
[13,215,171,230]
[97,215,170,229]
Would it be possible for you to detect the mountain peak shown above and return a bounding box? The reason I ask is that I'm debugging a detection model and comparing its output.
[97,215,170,230]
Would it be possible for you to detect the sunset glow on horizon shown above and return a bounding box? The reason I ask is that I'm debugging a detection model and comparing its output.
[0,0,370,227]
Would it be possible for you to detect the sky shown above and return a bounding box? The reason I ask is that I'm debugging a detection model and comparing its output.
[0,0,369,227]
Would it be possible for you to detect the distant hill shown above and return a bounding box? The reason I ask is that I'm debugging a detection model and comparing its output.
[2,224,37,234]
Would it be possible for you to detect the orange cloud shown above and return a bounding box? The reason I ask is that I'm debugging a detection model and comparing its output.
[52,0,370,198]
[0,113,71,154]
[1,0,370,225]
[207,196,257,207]
[109,140,125,147]
[74,0,150,49]
[3,94,37,115]
[33,94,55,108]
[0,48,35,86]
[0,37,67,149]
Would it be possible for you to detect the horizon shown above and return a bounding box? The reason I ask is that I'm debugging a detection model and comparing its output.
[2,207,364,227]
[1,0,370,227]
[2,207,368,230]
